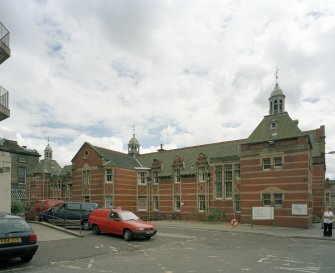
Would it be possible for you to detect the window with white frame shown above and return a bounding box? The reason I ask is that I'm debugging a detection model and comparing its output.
[174,169,181,183]
[105,195,113,208]
[215,165,222,199]
[18,167,26,184]
[83,195,90,203]
[224,164,232,199]
[153,196,159,211]
[137,172,146,185]
[18,156,27,163]
[274,193,283,206]
[82,170,90,185]
[263,158,271,170]
[234,164,240,179]
[262,193,271,206]
[198,167,206,183]
[274,157,282,168]
[153,171,159,184]
[105,169,113,183]
[198,195,206,212]
[174,195,181,211]
[137,196,147,211]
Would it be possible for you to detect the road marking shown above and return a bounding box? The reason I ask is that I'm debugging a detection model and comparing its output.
[88,259,94,268]
[275,266,320,273]
[258,254,278,263]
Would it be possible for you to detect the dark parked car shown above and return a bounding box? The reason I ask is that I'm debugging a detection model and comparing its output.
[0,212,38,262]
[36,201,98,230]
[25,199,64,221]
[88,208,157,241]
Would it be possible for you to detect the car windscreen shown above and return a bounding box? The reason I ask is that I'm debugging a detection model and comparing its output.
[81,203,98,211]
[0,219,32,234]
[118,211,140,221]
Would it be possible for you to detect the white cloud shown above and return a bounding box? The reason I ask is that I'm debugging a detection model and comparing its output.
[0,0,335,178]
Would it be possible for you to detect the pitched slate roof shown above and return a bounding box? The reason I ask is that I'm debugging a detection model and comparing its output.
[0,138,40,157]
[90,144,141,169]
[137,139,247,177]
[59,165,72,176]
[247,112,303,144]
[30,159,62,176]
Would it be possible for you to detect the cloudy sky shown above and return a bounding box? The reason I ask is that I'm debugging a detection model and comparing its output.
[1,0,335,178]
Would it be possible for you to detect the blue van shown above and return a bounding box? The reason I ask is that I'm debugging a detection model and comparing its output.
[36,202,98,230]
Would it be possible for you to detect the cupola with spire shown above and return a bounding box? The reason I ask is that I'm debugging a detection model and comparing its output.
[128,127,140,157]
[269,67,286,115]
[44,139,53,160]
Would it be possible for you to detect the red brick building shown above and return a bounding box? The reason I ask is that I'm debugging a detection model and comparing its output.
[25,143,64,208]
[70,82,326,228]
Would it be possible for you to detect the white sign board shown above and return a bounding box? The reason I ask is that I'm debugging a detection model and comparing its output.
[252,207,274,220]
[292,204,307,215]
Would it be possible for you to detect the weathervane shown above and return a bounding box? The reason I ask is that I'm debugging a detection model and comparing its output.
[275,66,279,84]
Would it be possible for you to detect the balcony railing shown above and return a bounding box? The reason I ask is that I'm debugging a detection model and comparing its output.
[0,86,10,121]
[0,21,10,64]
[0,21,10,48]
[0,86,9,108]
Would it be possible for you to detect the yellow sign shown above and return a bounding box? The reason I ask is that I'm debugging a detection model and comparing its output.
[0,237,22,244]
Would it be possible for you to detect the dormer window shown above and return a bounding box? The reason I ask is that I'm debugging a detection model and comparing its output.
[174,169,181,183]
[198,167,206,183]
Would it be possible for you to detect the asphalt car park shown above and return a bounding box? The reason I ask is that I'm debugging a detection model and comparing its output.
[2,223,335,273]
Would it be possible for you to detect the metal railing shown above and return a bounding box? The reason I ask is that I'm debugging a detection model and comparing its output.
[0,86,9,109]
[0,21,10,48]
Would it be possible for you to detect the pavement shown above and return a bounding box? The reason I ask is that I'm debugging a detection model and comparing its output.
[154,220,334,241]
[29,220,334,242]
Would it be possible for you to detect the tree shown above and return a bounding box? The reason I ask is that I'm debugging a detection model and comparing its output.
[11,199,25,217]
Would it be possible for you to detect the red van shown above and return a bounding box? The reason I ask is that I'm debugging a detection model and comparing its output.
[25,200,63,221]
[88,208,157,241]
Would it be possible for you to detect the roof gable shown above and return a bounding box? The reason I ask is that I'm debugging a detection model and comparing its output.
[247,112,303,144]
[91,145,141,169]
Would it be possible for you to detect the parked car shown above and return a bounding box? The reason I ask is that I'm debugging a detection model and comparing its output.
[25,199,64,221]
[88,208,157,241]
[36,202,98,230]
[0,212,38,262]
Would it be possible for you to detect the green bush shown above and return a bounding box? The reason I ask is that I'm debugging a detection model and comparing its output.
[206,208,226,222]
[11,199,25,217]
[312,215,321,223]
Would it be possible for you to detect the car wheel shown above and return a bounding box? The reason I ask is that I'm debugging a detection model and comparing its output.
[42,218,49,223]
[21,255,33,262]
[92,224,100,235]
[81,220,89,230]
[123,229,133,241]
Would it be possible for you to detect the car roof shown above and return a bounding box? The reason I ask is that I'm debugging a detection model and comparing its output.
[94,208,130,213]
[111,208,131,213]
[0,212,23,220]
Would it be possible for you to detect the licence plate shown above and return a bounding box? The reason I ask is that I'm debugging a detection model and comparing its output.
[146,230,155,235]
[0,237,22,244]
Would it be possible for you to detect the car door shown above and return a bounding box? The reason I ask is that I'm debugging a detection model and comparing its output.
[49,203,64,225]
[63,203,81,227]
[107,212,122,235]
